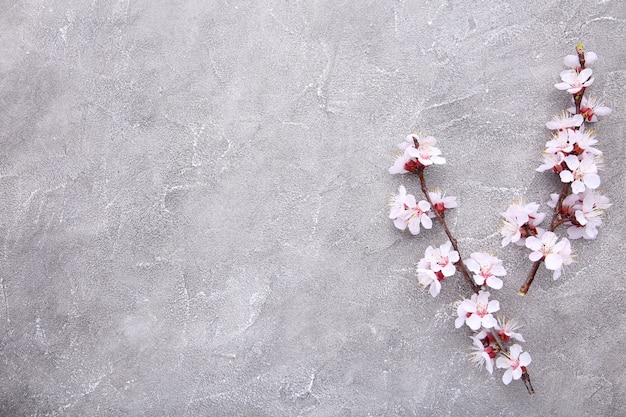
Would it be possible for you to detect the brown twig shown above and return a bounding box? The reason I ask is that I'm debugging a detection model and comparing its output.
[416,167,480,293]
[522,371,535,395]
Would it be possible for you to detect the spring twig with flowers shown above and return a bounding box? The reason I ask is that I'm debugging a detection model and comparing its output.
[498,43,612,296]
[388,135,534,393]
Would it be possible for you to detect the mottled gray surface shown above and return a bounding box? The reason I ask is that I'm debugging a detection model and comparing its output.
[1,1,625,416]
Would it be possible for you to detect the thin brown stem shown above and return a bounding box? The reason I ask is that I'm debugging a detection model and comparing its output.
[518,259,542,296]
[522,371,535,395]
[416,167,480,293]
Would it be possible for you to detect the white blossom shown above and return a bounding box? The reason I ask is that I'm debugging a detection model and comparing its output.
[525,231,573,280]
[568,96,612,122]
[555,68,594,94]
[496,344,531,385]
[465,252,506,290]
[457,290,500,331]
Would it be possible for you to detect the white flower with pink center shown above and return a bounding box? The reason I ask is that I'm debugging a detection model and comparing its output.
[405,134,446,167]
[545,112,583,131]
[568,96,612,123]
[405,200,433,235]
[544,130,574,155]
[388,148,419,174]
[457,290,500,331]
[388,185,416,230]
[416,268,441,298]
[465,252,506,290]
[496,344,532,385]
[428,188,457,213]
[567,189,611,240]
[555,68,594,94]
[389,134,445,174]
[469,336,496,375]
[500,202,546,247]
[416,242,459,297]
[495,316,526,343]
[425,242,459,277]
[568,128,602,156]
[536,150,565,174]
[559,154,601,194]
[525,231,573,280]
[389,186,433,235]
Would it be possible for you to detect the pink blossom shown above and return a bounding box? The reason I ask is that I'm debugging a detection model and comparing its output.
[388,185,433,234]
[536,151,565,173]
[495,316,525,343]
[568,128,602,156]
[417,242,459,297]
[469,336,496,374]
[405,200,433,235]
[500,202,546,247]
[525,231,573,280]
[547,192,579,222]
[405,134,446,167]
[416,269,441,298]
[428,188,458,213]
[457,290,500,331]
[425,242,459,277]
[544,130,574,154]
[554,68,594,94]
[496,344,531,385]
[464,252,506,290]
[559,154,601,194]
[388,151,415,175]
[388,134,445,174]
[567,189,611,240]
[388,185,416,229]
[568,96,612,123]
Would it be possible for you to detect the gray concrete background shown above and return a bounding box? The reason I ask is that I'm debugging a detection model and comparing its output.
[1,1,625,416]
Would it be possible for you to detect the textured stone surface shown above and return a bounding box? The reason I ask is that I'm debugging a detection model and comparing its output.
[1,1,625,416]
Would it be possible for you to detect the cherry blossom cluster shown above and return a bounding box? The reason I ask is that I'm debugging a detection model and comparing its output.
[501,44,612,295]
[388,133,533,392]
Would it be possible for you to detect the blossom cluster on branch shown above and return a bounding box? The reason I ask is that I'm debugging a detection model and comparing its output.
[387,134,533,393]
[500,43,612,295]
[384,44,611,394]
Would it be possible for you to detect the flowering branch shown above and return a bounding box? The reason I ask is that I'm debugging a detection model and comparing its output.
[503,43,612,296]
[518,183,569,295]
[416,165,534,394]
[388,134,534,394]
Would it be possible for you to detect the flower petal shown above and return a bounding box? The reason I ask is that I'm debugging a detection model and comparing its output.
[466,314,482,330]
[421,214,433,229]
[393,218,407,230]
[487,300,500,313]
[481,314,497,329]
[583,173,601,190]
[460,299,476,313]
[510,344,522,359]
[525,236,542,251]
[486,276,503,290]
[544,253,563,271]
[519,352,532,367]
[502,369,513,385]
[429,280,441,297]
